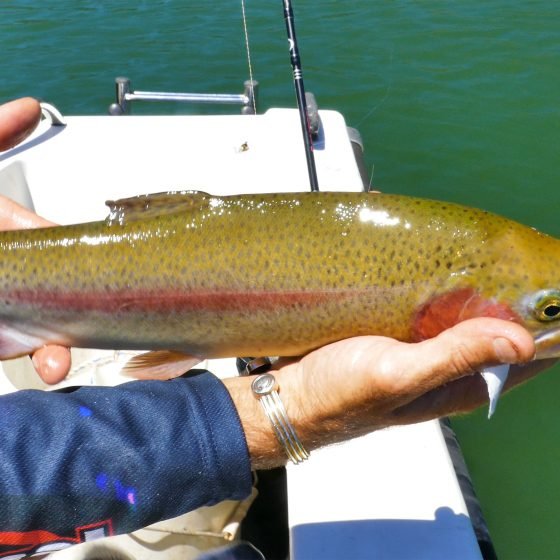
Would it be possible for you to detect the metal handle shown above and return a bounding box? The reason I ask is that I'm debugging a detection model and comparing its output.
[109,77,258,115]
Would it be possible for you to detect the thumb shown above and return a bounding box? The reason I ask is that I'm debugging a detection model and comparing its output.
[389,318,535,402]
[0,97,42,151]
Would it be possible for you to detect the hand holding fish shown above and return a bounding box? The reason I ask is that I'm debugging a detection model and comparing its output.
[0,97,72,384]
[227,317,547,469]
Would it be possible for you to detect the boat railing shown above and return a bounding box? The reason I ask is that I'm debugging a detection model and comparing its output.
[108,77,258,115]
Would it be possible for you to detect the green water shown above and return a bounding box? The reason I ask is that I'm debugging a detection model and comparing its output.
[2,2,560,557]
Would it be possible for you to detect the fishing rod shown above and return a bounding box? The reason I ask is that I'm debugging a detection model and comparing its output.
[281,0,319,192]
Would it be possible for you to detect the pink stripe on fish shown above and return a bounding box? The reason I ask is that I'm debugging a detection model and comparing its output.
[2,288,352,313]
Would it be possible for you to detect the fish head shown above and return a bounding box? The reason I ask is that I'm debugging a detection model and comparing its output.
[413,217,560,359]
[484,222,560,359]
[475,225,560,359]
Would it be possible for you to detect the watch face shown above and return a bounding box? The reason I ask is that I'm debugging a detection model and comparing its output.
[252,373,276,395]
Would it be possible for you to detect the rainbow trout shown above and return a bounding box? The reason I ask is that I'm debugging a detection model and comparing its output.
[2,190,560,413]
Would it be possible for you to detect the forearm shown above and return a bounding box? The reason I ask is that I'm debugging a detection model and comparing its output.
[0,371,252,545]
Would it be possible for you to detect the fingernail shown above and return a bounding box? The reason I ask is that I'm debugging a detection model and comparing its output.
[493,337,519,364]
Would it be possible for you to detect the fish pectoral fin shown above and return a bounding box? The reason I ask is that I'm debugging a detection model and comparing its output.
[0,324,51,360]
[480,364,510,419]
[121,350,202,380]
[105,190,213,225]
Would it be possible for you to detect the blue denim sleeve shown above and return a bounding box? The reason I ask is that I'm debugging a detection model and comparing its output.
[0,370,253,554]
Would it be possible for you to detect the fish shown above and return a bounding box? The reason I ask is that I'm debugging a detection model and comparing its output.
[1,190,560,414]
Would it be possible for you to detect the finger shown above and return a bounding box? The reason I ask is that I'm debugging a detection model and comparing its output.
[391,359,556,424]
[376,318,535,406]
[32,345,72,385]
[0,97,41,151]
[0,195,54,230]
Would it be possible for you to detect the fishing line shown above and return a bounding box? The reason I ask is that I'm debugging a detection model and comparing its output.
[241,0,257,114]
[352,46,394,129]
[368,162,375,190]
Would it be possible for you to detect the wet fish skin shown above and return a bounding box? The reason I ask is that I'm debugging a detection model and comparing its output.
[0,190,559,371]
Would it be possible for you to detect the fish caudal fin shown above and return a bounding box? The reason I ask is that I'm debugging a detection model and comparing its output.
[480,365,510,419]
[121,350,201,380]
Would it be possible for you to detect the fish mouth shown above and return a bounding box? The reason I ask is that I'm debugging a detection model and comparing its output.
[534,327,560,359]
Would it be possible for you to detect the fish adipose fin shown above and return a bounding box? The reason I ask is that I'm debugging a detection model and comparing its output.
[105,190,212,225]
[122,350,201,380]
[480,364,510,419]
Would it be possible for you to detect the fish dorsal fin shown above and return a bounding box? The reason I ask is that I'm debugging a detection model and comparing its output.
[105,190,212,225]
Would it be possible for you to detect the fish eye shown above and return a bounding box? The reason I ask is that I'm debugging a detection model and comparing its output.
[533,290,560,322]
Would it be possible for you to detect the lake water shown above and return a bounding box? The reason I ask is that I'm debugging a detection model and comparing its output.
[2,2,560,557]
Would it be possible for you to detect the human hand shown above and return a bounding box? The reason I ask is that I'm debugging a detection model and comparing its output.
[226,318,548,469]
[0,97,72,383]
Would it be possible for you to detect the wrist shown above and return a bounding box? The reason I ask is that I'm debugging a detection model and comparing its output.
[223,362,313,469]
[273,361,385,448]
[223,358,374,470]
[251,372,309,465]
[223,375,287,469]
